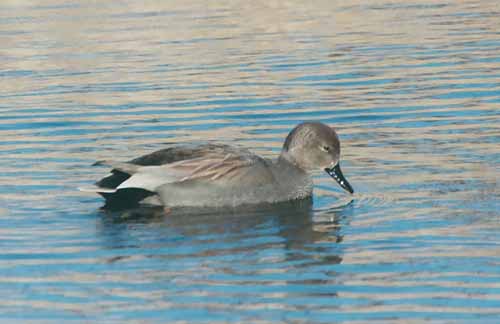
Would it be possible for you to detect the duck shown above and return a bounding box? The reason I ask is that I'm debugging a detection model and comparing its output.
[81,122,353,209]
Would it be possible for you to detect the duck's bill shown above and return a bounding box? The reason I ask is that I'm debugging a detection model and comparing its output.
[325,163,354,194]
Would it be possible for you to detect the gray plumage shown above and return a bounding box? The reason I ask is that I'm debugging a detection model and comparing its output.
[81,122,353,209]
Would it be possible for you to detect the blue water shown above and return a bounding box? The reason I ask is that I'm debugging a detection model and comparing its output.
[0,1,499,323]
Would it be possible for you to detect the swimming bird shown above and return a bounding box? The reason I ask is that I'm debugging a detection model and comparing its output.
[81,122,353,209]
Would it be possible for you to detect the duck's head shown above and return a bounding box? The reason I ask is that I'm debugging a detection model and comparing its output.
[280,122,354,194]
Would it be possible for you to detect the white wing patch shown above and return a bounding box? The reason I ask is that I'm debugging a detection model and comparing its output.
[116,165,189,191]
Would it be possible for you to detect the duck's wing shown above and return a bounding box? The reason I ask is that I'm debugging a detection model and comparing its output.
[129,144,234,166]
[114,151,261,191]
[94,144,238,190]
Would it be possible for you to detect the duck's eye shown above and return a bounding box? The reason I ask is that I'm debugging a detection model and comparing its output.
[321,146,330,152]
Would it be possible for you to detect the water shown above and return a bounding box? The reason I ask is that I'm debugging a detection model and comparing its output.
[1,0,499,322]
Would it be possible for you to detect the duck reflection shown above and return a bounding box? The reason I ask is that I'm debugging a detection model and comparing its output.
[96,198,350,269]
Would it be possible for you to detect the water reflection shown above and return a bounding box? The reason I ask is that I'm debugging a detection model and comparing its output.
[91,199,352,317]
[97,199,346,269]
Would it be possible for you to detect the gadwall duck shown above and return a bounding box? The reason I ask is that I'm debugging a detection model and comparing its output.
[82,122,353,208]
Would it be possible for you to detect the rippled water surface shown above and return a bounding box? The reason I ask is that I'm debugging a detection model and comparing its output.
[1,0,499,322]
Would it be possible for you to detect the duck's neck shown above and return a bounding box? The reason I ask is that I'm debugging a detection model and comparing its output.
[279,150,298,167]
[277,151,309,175]
[274,151,313,199]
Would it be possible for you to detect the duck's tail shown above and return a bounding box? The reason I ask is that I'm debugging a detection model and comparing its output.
[78,185,117,194]
[80,167,156,210]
